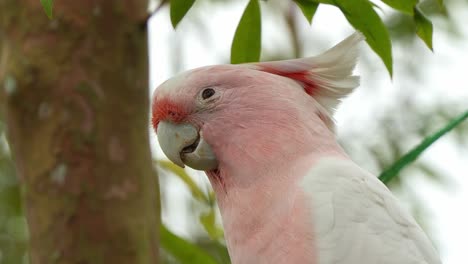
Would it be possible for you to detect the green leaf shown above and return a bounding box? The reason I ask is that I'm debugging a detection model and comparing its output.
[40,0,54,19]
[200,209,224,240]
[231,0,262,64]
[333,0,393,76]
[160,224,218,264]
[170,0,196,28]
[157,160,210,204]
[379,110,468,184]
[380,0,418,14]
[369,2,385,13]
[414,6,433,51]
[294,0,319,24]
[313,0,334,4]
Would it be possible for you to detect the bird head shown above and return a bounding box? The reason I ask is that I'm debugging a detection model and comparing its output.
[152,33,363,176]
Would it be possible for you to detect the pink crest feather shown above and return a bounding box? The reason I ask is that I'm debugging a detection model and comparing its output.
[250,32,364,117]
[260,66,319,96]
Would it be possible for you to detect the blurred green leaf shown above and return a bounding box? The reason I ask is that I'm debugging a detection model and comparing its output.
[200,209,224,240]
[5,217,29,242]
[231,0,262,64]
[381,0,418,14]
[40,0,54,19]
[158,160,210,204]
[170,0,196,28]
[294,0,319,24]
[195,240,231,264]
[414,6,434,51]
[0,164,17,190]
[332,0,393,76]
[160,224,218,264]
[0,186,22,216]
[437,0,444,8]
[416,163,442,182]
[0,140,28,264]
[379,110,468,184]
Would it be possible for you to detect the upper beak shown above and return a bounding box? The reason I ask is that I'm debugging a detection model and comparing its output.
[157,121,218,171]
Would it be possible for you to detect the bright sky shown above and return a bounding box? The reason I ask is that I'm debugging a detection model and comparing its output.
[148,1,468,263]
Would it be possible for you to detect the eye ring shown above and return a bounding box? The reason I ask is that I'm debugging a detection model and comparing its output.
[201,88,216,100]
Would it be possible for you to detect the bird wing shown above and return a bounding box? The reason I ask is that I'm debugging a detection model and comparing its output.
[300,157,441,264]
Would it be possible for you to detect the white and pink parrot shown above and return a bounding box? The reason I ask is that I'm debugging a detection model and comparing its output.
[152,33,441,264]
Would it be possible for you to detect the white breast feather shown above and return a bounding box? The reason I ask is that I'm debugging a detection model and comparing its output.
[301,157,442,264]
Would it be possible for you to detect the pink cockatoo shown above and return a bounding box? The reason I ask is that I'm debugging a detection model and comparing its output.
[152,33,441,264]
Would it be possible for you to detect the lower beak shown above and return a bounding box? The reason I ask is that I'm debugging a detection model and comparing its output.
[156,121,218,171]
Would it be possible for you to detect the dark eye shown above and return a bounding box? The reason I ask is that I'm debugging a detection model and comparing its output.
[201,88,215,100]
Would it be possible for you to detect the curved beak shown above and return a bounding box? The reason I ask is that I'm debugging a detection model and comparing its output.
[157,121,218,171]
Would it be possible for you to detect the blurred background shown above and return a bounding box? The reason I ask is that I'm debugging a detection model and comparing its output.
[1,0,467,263]
[148,0,468,263]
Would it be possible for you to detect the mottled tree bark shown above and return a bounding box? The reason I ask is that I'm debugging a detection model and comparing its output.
[0,1,160,263]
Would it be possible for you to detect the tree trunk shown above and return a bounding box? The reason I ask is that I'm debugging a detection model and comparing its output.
[0,1,160,263]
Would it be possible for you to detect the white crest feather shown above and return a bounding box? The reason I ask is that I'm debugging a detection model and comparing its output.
[306,32,364,113]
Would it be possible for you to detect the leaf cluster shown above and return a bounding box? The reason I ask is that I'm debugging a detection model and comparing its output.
[166,0,441,76]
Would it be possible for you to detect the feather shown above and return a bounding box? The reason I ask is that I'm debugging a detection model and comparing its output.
[301,157,442,264]
[248,32,364,116]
